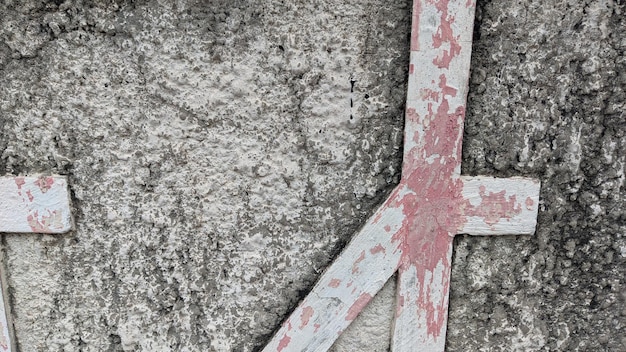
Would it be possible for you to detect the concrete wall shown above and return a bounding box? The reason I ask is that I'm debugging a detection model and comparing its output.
[0,0,623,351]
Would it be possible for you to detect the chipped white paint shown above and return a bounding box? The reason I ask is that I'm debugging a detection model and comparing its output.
[0,176,72,234]
[263,1,540,351]
[458,177,541,236]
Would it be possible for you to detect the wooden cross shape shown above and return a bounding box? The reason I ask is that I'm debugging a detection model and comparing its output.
[0,175,73,351]
[264,1,540,351]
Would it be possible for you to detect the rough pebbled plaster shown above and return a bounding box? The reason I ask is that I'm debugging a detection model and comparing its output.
[0,0,624,351]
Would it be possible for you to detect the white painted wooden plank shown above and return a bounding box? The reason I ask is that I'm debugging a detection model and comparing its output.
[0,176,72,234]
[392,244,453,352]
[459,176,540,236]
[263,186,406,352]
[402,0,475,178]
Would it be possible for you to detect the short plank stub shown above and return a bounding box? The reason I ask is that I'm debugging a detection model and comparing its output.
[0,176,72,234]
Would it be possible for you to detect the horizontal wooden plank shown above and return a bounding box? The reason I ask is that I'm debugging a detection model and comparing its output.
[0,176,72,234]
[458,176,540,236]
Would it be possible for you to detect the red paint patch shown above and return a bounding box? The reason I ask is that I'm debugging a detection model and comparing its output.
[313,323,320,333]
[35,176,54,193]
[27,210,60,233]
[526,196,535,210]
[464,186,522,225]
[372,210,383,224]
[370,243,386,255]
[431,0,462,69]
[438,74,457,97]
[300,306,314,329]
[384,224,391,232]
[411,0,422,51]
[409,64,415,74]
[420,88,440,102]
[406,107,420,125]
[281,319,292,331]
[352,250,365,274]
[346,293,372,321]
[14,177,25,189]
[277,334,291,352]
[328,279,341,288]
[26,190,34,202]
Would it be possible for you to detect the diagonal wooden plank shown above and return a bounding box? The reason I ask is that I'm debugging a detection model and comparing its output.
[262,187,406,352]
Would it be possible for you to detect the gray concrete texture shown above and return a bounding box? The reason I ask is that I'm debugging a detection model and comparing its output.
[0,0,623,351]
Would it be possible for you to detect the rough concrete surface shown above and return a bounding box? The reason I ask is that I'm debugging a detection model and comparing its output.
[0,0,623,351]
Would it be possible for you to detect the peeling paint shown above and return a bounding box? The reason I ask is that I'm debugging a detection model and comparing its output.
[369,244,386,255]
[263,1,540,351]
[300,307,314,329]
[346,293,372,321]
[277,334,291,352]
[0,176,72,234]
[328,279,342,288]
[463,186,522,226]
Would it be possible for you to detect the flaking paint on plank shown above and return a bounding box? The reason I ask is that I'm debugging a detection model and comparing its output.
[0,176,72,234]
[263,1,540,351]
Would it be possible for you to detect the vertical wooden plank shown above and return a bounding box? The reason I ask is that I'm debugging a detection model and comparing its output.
[402,0,476,178]
[392,242,453,352]
[392,1,476,350]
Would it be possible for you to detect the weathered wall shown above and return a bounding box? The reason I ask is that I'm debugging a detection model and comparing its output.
[449,1,624,350]
[0,0,623,351]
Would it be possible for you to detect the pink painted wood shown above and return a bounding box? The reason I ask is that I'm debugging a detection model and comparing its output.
[264,1,541,351]
[0,176,72,234]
